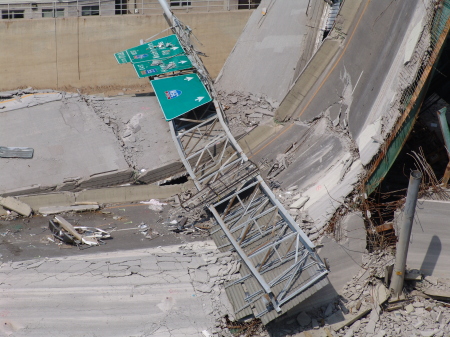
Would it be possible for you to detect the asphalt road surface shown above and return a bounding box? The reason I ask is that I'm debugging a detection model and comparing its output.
[295,0,419,140]
[0,201,206,262]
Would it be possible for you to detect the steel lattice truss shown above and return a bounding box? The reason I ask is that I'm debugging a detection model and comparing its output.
[169,97,328,323]
[145,11,329,324]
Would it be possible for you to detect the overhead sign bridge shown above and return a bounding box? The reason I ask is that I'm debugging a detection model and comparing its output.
[114,17,328,325]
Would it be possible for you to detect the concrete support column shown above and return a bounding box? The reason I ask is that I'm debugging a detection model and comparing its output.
[390,170,422,299]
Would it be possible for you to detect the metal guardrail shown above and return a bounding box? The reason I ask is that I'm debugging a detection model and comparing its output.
[0,0,259,19]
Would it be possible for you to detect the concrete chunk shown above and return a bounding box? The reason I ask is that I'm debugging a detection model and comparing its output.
[0,196,32,216]
[39,204,99,215]
[329,307,371,332]
[290,196,310,209]
[254,108,274,116]
[296,311,312,326]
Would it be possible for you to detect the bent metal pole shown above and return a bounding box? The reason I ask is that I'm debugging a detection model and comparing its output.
[157,0,174,26]
[389,170,422,299]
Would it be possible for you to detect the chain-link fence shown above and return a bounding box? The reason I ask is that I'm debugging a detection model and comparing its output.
[365,0,450,194]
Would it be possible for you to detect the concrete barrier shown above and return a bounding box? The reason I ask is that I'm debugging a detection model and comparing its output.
[0,11,252,91]
[0,181,193,215]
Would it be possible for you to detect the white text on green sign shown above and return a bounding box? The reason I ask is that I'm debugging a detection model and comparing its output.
[133,55,193,78]
[151,73,212,121]
[126,35,184,64]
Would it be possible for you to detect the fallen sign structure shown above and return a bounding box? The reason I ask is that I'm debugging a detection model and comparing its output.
[49,215,111,248]
[114,3,329,324]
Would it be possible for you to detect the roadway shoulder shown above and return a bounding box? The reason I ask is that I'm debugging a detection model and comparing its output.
[275,0,365,121]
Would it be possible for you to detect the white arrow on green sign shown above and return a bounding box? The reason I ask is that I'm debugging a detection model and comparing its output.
[151,73,212,121]
[114,34,184,65]
[132,55,193,78]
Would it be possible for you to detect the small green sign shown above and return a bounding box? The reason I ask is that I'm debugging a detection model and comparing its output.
[132,55,193,78]
[114,51,131,64]
[151,73,212,121]
[115,34,184,65]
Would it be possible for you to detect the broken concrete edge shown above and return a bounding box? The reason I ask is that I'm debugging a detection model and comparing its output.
[0,161,187,197]
[0,180,194,216]
[0,196,33,217]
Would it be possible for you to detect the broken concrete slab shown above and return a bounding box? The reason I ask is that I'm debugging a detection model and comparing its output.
[398,199,450,278]
[365,305,381,334]
[0,196,32,216]
[295,213,366,310]
[374,283,390,306]
[216,0,325,103]
[290,196,310,209]
[326,306,372,332]
[38,204,99,215]
[0,95,130,195]
[423,288,450,301]
[254,107,274,116]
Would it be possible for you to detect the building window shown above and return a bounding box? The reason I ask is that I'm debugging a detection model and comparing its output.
[42,8,64,18]
[81,5,99,16]
[2,9,24,19]
[238,0,261,9]
[115,0,127,15]
[170,1,191,6]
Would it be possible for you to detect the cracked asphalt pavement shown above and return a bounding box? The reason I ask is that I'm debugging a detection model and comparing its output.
[0,203,234,336]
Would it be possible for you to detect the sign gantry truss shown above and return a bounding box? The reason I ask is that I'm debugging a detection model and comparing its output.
[115,7,329,324]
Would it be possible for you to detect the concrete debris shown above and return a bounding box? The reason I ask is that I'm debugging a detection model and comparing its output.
[49,215,111,247]
[290,196,310,209]
[0,196,32,216]
[38,204,99,215]
[218,91,278,137]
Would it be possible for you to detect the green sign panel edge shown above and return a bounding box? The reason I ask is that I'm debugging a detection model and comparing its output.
[151,73,212,121]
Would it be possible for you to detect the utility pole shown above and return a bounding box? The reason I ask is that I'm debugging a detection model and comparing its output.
[390,170,422,299]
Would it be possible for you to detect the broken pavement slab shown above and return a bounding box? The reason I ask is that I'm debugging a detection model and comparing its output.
[0,241,235,336]
[0,196,32,216]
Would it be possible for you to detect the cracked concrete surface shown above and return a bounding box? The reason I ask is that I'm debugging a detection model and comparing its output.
[0,241,236,337]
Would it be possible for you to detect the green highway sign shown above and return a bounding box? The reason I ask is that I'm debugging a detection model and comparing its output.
[115,34,185,65]
[151,73,212,121]
[114,50,131,64]
[132,55,193,78]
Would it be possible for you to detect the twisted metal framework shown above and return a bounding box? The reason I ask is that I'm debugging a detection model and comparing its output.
[141,3,329,323]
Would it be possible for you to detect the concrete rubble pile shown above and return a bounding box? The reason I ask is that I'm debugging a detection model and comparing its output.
[272,186,355,242]
[222,250,447,337]
[218,90,278,137]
